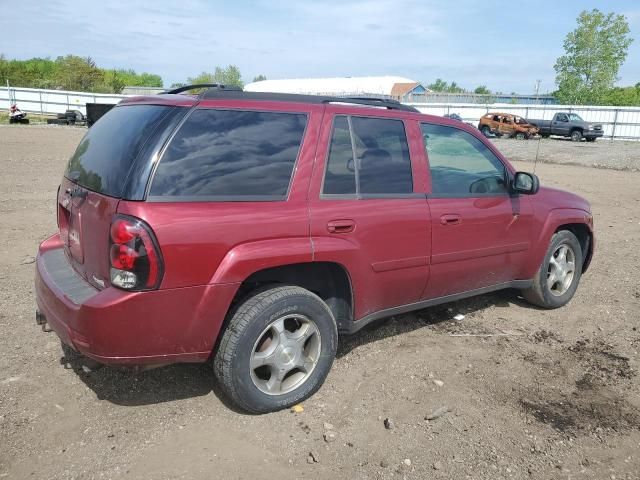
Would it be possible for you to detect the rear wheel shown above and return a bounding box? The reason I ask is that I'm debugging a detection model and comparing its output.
[521,230,583,309]
[214,285,338,413]
[570,130,583,142]
[515,132,526,140]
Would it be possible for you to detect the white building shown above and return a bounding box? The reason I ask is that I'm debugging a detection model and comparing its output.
[244,76,429,102]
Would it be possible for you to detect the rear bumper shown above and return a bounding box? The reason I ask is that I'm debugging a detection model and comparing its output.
[35,234,240,365]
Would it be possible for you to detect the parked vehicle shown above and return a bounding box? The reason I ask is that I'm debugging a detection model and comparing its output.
[528,112,603,142]
[443,113,463,122]
[35,87,594,413]
[478,112,539,139]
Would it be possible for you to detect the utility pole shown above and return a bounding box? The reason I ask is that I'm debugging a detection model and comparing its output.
[534,79,541,104]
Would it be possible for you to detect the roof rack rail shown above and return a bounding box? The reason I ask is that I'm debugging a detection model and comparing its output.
[327,96,419,113]
[198,90,420,113]
[163,83,243,95]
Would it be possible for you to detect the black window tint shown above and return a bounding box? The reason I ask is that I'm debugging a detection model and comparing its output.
[422,123,508,197]
[322,115,413,196]
[150,109,307,199]
[65,105,172,197]
[323,117,356,194]
[351,117,413,194]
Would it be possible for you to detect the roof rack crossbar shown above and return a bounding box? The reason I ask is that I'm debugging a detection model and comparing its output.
[163,83,243,95]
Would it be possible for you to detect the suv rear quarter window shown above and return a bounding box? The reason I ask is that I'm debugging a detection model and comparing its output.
[322,115,413,197]
[149,109,307,201]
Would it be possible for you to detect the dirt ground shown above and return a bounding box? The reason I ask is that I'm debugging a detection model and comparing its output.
[1,126,639,480]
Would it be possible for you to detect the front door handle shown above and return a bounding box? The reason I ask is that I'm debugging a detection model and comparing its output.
[327,219,355,234]
[440,214,461,226]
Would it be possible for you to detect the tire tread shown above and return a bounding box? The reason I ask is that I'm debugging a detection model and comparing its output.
[214,285,335,413]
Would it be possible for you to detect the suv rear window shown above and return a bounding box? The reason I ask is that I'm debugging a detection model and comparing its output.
[65,105,172,197]
[149,109,308,200]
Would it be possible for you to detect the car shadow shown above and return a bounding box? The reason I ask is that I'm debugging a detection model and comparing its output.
[63,289,532,408]
[337,288,533,358]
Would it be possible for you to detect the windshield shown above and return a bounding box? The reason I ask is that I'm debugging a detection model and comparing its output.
[568,113,583,122]
[64,105,172,197]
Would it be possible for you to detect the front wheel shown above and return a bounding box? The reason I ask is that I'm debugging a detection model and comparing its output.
[214,285,338,413]
[570,130,583,142]
[481,126,492,137]
[521,230,583,309]
[586,137,596,142]
[515,132,527,140]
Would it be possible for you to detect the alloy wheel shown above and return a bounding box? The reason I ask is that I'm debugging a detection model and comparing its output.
[250,314,321,395]
[546,244,576,296]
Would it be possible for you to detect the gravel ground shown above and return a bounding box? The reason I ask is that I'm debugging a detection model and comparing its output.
[1,125,639,480]
[492,136,640,171]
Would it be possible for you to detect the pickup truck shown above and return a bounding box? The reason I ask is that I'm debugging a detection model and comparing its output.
[528,113,603,142]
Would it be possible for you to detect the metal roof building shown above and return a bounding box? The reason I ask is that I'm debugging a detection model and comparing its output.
[244,76,429,101]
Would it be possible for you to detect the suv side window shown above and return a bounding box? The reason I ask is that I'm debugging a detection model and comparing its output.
[322,115,413,196]
[421,123,508,197]
[149,109,307,200]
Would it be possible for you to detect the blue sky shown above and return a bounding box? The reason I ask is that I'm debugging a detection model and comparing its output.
[2,0,639,93]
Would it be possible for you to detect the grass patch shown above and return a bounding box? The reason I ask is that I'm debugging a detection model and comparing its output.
[0,111,51,125]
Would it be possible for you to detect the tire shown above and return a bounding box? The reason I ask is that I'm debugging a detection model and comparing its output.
[521,230,583,309]
[481,126,492,137]
[586,137,596,142]
[570,130,583,142]
[542,134,550,139]
[214,285,338,413]
[515,132,526,140]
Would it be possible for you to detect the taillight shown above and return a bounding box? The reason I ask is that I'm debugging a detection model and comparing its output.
[109,215,163,290]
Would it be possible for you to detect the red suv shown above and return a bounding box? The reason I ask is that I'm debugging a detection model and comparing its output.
[35,86,594,413]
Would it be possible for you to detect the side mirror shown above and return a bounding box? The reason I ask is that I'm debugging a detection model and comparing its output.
[511,172,539,195]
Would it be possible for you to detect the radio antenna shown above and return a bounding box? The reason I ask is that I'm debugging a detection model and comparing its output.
[533,90,546,174]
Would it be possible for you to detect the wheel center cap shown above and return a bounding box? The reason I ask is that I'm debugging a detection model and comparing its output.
[278,347,296,366]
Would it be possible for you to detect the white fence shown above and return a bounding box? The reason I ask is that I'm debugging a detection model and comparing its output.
[2,86,640,140]
[409,103,640,141]
[0,86,126,116]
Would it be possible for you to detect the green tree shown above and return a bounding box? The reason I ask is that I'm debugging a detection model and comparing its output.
[0,54,163,92]
[474,85,491,95]
[427,79,466,93]
[428,78,448,91]
[554,9,633,104]
[113,69,162,87]
[253,74,267,82]
[187,65,243,88]
[601,83,640,106]
[54,55,104,91]
[106,70,126,94]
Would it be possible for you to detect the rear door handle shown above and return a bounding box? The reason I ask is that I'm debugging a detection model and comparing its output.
[327,219,355,234]
[440,214,461,226]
